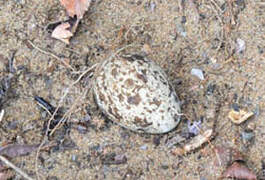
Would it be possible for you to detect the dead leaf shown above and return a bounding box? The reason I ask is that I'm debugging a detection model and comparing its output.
[214,146,244,168]
[60,0,91,19]
[222,162,257,180]
[0,171,12,180]
[51,22,73,44]
[0,144,39,158]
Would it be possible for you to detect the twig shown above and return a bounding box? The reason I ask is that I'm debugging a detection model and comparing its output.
[208,0,225,54]
[72,63,98,86]
[209,0,223,13]
[49,88,88,136]
[35,88,69,180]
[227,0,236,25]
[0,155,34,180]
[27,40,75,71]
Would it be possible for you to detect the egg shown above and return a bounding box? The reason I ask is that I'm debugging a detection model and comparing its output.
[93,54,181,134]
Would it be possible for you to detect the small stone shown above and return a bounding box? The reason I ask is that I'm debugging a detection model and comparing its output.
[191,68,204,80]
[114,154,127,164]
[236,38,246,54]
[241,130,254,144]
[140,144,148,150]
[187,119,202,136]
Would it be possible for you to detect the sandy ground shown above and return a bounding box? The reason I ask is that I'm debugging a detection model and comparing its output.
[0,0,264,179]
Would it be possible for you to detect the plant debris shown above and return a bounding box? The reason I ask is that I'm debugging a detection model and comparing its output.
[172,129,213,155]
[0,144,39,158]
[60,0,91,19]
[51,22,73,44]
[228,109,254,124]
[214,146,244,168]
[100,152,127,165]
[51,0,92,43]
[222,162,257,180]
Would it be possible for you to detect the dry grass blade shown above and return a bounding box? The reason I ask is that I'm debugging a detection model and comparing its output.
[27,40,75,71]
[0,155,34,180]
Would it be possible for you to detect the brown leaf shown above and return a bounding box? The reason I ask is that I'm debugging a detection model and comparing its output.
[214,146,244,168]
[0,144,39,158]
[51,22,73,44]
[60,0,91,19]
[222,162,257,180]
[0,171,12,180]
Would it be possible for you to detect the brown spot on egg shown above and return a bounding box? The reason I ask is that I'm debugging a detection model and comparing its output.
[129,69,136,73]
[108,95,114,104]
[99,92,106,103]
[111,68,118,77]
[127,94,141,105]
[118,94,124,102]
[149,98,161,107]
[134,116,142,124]
[132,85,143,93]
[125,78,134,87]
[113,107,122,121]
[134,117,152,127]
[142,118,153,127]
[136,73,148,83]
[109,106,121,121]
[141,69,147,75]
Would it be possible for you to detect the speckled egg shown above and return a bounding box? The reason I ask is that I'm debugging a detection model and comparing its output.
[93,54,181,134]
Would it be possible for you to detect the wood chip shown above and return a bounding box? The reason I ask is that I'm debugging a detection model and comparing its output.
[228,109,254,124]
[172,129,213,155]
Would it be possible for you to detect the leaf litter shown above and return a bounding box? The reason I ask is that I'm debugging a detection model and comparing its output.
[51,0,92,44]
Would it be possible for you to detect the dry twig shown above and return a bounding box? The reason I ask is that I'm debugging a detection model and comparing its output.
[27,40,75,71]
[0,155,34,180]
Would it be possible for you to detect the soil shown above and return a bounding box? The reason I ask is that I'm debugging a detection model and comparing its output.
[0,0,264,179]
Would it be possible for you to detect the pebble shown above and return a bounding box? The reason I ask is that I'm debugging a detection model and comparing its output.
[191,68,204,80]
[241,130,254,144]
[236,38,246,54]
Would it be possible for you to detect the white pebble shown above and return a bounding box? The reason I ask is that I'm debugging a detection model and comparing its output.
[236,38,246,53]
[191,68,204,80]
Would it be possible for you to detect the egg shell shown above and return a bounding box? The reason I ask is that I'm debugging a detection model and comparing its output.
[93,54,181,134]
